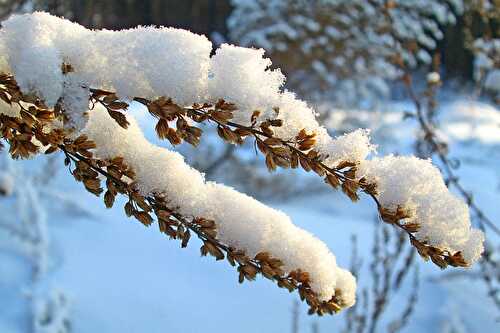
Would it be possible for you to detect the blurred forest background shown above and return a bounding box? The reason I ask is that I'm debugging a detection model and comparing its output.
[0,0,495,79]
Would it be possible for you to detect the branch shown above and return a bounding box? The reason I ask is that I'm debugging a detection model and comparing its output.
[0,75,349,316]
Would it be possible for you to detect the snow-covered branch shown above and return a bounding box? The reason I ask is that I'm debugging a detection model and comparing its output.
[0,12,485,314]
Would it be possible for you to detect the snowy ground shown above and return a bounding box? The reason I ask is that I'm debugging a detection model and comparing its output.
[1,97,499,332]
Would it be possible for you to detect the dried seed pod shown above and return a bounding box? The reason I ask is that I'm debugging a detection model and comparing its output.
[325,174,340,189]
[311,163,325,177]
[211,110,233,123]
[155,119,170,139]
[181,230,191,248]
[83,178,101,191]
[298,138,316,151]
[254,252,270,262]
[269,119,283,127]
[264,137,282,146]
[290,152,299,169]
[342,180,359,202]
[104,190,115,208]
[107,109,129,129]
[274,155,290,169]
[134,211,153,226]
[166,128,182,145]
[336,160,356,170]
[251,110,260,124]
[107,101,128,110]
[299,155,312,172]
[156,209,171,220]
[403,223,420,232]
[239,264,257,280]
[257,140,268,155]
[265,153,277,171]
[147,101,162,118]
[204,241,224,260]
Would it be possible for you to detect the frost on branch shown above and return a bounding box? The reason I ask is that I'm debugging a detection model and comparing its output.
[0,12,485,314]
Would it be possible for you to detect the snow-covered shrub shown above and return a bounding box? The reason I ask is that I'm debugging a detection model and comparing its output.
[472,38,500,102]
[0,152,71,332]
[228,0,462,107]
[33,290,71,333]
[0,12,484,315]
[464,0,499,102]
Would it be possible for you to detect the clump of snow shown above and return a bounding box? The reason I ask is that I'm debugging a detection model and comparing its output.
[0,12,212,107]
[484,69,500,93]
[61,74,90,131]
[209,44,284,124]
[320,129,375,167]
[82,105,356,304]
[358,156,484,264]
[427,72,441,84]
[271,91,320,139]
[473,38,500,98]
[0,98,20,117]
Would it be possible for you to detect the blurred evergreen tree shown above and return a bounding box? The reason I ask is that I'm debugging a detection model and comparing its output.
[0,0,497,81]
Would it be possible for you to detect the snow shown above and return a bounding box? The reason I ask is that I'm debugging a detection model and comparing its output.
[427,72,441,84]
[32,290,71,333]
[0,12,212,112]
[484,69,500,93]
[0,171,14,196]
[359,156,484,263]
[440,101,500,144]
[209,44,284,124]
[472,37,500,97]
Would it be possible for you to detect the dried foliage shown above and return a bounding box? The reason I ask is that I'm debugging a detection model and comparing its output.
[342,227,419,333]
